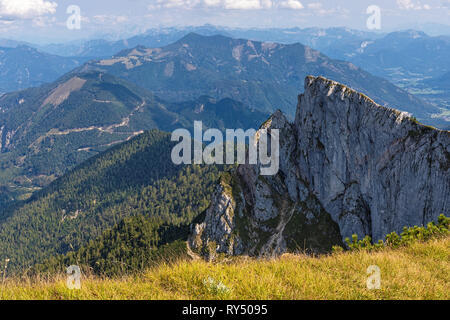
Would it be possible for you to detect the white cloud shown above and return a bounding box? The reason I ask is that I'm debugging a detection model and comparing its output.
[203,0,222,6]
[148,0,200,10]
[0,0,57,20]
[279,0,304,10]
[224,0,272,10]
[307,2,322,10]
[306,2,338,15]
[32,15,56,27]
[93,15,129,25]
[167,0,201,8]
[397,0,415,9]
[397,0,432,10]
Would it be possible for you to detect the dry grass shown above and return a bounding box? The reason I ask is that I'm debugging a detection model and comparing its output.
[1,237,449,300]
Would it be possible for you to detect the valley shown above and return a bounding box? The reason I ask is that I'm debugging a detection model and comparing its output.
[0,15,448,303]
[0,70,267,202]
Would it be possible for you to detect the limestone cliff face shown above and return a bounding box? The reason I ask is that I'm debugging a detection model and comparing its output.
[190,76,450,257]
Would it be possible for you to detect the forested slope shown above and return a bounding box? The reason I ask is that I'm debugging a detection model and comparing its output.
[0,130,226,272]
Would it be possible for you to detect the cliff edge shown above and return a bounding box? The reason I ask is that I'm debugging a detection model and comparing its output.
[190,76,450,258]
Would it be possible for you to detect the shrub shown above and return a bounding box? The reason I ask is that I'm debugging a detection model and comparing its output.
[344,214,449,252]
[331,245,344,254]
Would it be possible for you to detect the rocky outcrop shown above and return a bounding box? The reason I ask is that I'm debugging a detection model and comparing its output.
[190,76,450,258]
[0,125,14,153]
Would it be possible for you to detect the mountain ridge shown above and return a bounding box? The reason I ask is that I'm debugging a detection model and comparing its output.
[0,70,266,201]
[0,45,86,94]
[83,32,441,127]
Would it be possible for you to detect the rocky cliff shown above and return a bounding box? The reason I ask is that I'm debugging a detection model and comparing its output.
[190,76,450,258]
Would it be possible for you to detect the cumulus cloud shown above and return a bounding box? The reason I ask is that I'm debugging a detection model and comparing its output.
[0,0,57,20]
[279,0,304,10]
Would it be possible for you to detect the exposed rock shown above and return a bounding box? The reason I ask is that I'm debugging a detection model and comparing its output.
[190,76,450,258]
[42,77,86,107]
[0,126,14,153]
[0,125,3,151]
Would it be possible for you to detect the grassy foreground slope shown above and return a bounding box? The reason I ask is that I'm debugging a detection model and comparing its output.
[2,237,449,300]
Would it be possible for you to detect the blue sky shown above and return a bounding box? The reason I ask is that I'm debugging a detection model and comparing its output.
[0,0,449,43]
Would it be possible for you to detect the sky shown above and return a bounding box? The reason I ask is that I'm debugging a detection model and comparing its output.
[0,0,449,43]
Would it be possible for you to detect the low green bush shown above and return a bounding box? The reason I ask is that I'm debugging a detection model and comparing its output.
[341,214,449,252]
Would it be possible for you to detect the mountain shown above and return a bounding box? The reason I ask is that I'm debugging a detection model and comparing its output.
[310,30,450,128]
[2,76,448,273]
[332,31,450,81]
[38,25,233,58]
[0,45,86,94]
[0,39,32,48]
[190,76,450,258]
[0,70,267,199]
[425,72,450,91]
[168,96,265,130]
[16,27,450,87]
[0,129,227,272]
[83,33,441,126]
[226,27,382,55]
[36,26,378,58]
[411,72,450,130]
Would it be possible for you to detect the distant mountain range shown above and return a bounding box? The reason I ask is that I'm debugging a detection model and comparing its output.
[19,26,449,84]
[425,71,450,90]
[14,26,375,58]
[331,30,450,81]
[0,46,86,94]
[1,27,448,127]
[0,30,447,204]
[0,31,446,201]
[3,26,449,92]
[82,33,439,123]
[37,26,235,58]
[0,26,384,97]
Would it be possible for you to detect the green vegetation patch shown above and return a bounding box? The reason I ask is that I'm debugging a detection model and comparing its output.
[340,214,450,252]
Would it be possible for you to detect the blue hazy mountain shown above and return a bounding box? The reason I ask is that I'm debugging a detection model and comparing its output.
[0,45,87,94]
[82,33,441,124]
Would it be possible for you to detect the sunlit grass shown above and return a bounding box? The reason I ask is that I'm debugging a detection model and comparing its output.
[1,237,449,300]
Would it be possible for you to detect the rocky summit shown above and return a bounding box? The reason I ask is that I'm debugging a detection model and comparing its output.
[190,76,450,259]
